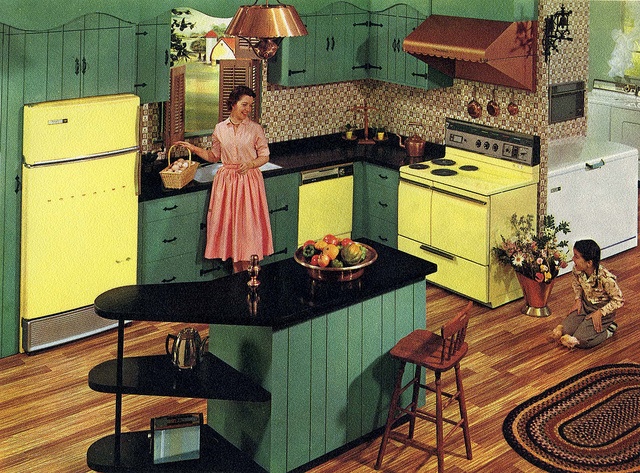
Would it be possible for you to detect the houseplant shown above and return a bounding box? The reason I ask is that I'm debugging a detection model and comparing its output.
[493,214,570,316]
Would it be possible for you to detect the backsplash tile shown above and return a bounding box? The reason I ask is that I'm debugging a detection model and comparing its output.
[143,0,590,218]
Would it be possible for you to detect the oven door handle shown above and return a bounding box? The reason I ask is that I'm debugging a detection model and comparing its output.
[419,244,456,260]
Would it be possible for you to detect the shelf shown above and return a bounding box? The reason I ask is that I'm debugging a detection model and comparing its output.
[88,353,270,402]
[87,425,267,472]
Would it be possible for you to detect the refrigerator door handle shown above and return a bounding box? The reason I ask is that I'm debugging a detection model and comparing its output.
[23,145,140,168]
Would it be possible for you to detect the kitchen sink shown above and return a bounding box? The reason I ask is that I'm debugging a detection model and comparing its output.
[194,161,282,183]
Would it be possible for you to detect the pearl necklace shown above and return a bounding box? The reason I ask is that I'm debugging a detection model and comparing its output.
[229,118,241,126]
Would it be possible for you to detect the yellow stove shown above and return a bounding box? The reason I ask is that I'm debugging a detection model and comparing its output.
[398,119,540,308]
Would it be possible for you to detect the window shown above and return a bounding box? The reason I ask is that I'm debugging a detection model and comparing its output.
[165,8,261,146]
[618,2,640,79]
[170,8,230,135]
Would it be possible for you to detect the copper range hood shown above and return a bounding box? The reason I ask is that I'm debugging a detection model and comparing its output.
[403,15,537,91]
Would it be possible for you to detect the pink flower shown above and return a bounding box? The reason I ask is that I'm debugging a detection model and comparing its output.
[535,272,544,282]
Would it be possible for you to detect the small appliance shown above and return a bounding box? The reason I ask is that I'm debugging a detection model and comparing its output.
[151,413,202,464]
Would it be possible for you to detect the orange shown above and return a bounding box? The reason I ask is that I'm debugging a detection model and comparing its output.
[314,240,328,250]
[323,244,340,260]
[317,253,330,268]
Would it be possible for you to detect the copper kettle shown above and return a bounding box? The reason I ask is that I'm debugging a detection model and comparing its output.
[399,133,426,157]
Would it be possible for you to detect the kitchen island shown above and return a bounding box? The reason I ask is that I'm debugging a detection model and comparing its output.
[93,239,436,472]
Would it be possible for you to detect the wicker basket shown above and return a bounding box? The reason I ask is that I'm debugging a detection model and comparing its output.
[159,145,199,189]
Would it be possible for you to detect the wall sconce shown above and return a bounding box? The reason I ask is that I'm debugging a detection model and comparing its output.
[543,4,573,62]
[225,1,308,60]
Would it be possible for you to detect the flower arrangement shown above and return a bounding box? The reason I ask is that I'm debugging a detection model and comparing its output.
[493,214,571,283]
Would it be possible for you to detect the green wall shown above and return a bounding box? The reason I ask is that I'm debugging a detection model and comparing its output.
[589,1,625,89]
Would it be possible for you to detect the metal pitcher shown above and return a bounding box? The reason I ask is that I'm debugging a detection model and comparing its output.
[165,327,209,369]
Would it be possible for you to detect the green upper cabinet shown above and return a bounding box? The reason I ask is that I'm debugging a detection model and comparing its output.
[267,13,315,87]
[431,0,537,21]
[268,2,451,91]
[21,13,136,104]
[135,12,171,104]
[59,14,136,99]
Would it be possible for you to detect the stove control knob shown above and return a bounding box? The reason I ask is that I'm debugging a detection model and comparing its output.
[492,143,499,152]
[483,141,490,150]
[475,139,482,148]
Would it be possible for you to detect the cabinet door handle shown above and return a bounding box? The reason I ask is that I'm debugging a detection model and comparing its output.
[269,204,289,214]
[272,247,288,256]
[134,82,148,88]
[378,173,388,180]
[412,72,429,80]
[74,58,80,75]
[378,235,389,242]
[161,276,176,283]
[331,37,335,50]
[288,69,306,76]
[165,49,169,65]
[326,37,330,51]
[82,57,87,74]
[162,205,178,211]
[162,237,177,243]
[378,201,388,208]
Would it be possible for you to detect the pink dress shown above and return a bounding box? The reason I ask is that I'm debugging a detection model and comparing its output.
[204,118,274,262]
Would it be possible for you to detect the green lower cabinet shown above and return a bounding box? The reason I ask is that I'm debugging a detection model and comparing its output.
[207,280,427,473]
[357,163,398,248]
[138,190,230,284]
[263,173,299,265]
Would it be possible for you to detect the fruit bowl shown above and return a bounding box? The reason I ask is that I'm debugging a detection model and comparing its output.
[294,243,378,282]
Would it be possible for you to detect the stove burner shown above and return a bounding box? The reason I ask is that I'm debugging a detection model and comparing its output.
[408,163,429,170]
[432,158,456,166]
[431,169,457,177]
[459,165,479,171]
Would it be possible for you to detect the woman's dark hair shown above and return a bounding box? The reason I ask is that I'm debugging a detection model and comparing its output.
[574,239,601,277]
[227,85,256,112]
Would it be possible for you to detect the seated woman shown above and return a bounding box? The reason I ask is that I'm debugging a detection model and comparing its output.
[552,239,624,349]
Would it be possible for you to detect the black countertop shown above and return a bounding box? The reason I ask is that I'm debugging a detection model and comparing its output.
[94,239,437,330]
[141,133,445,202]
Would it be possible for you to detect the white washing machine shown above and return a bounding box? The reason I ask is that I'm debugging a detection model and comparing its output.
[547,136,638,274]
[588,79,640,183]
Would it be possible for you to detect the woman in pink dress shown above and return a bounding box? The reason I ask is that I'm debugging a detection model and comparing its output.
[175,86,273,273]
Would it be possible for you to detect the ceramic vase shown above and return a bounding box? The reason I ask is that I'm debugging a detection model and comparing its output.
[516,272,555,317]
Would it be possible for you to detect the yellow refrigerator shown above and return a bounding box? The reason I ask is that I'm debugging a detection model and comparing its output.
[21,94,140,352]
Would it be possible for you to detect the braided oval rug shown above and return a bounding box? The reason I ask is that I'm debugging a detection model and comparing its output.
[502,363,640,473]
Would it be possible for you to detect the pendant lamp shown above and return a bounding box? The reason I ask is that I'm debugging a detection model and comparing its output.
[225,1,308,60]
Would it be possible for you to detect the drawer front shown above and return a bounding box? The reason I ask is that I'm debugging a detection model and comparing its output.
[366,164,399,187]
[398,235,488,303]
[366,183,398,222]
[141,213,201,263]
[195,258,231,281]
[367,216,397,248]
[139,254,196,284]
[141,192,207,222]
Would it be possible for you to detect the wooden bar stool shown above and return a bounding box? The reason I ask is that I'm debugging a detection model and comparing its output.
[375,301,473,472]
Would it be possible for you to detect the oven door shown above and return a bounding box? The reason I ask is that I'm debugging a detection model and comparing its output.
[430,183,489,264]
[398,179,431,244]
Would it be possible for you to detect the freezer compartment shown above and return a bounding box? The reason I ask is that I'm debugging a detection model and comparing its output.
[23,94,139,166]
